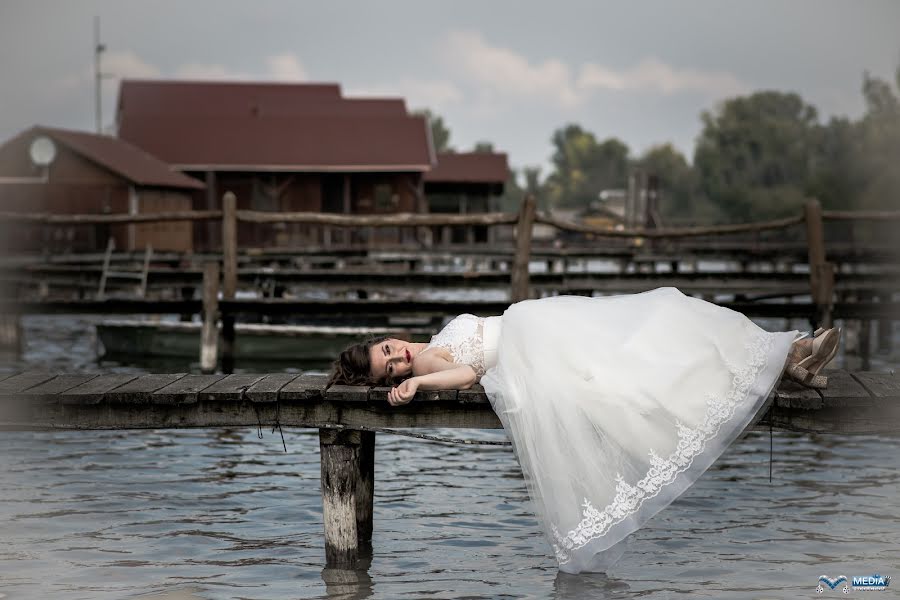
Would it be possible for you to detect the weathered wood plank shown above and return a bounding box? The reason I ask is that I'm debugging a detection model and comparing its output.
[245,373,301,403]
[458,384,491,405]
[368,386,458,402]
[0,372,18,383]
[20,374,99,399]
[59,374,141,404]
[774,380,823,409]
[104,373,188,403]
[152,374,226,405]
[852,371,900,398]
[818,370,874,407]
[325,385,369,403]
[0,372,57,395]
[280,374,328,401]
[198,374,267,402]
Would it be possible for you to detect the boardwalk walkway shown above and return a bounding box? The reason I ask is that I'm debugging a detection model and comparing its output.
[1,369,897,567]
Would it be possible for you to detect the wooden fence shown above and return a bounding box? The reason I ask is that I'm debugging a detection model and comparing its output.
[2,194,899,371]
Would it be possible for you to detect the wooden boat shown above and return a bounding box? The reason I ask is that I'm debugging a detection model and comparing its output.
[96,319,435,362]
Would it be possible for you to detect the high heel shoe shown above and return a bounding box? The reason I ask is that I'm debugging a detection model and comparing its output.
[785,327,841,389]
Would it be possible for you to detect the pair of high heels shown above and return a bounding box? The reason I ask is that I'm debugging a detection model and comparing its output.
[784,326,841,389]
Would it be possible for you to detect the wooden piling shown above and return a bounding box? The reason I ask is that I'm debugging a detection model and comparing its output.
[510,194,537,303]
[319,428,363,567]
[0,314,21,356]
[804,198,834,329]
[200,262,220,374]
[356,430,375,543]
[221,192,237,374]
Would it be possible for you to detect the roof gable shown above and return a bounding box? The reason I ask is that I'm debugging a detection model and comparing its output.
[21,126,205,189]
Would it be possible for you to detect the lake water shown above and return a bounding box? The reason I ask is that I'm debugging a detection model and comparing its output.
[1,312,898,600]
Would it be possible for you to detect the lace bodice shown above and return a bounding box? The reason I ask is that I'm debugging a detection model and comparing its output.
[425,313,488,378]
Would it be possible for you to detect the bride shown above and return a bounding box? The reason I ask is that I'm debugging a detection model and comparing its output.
[326,286,841,574]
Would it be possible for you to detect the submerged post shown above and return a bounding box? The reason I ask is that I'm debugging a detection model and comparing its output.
[804,198,834,329]
[200,261,220,374]
[511,194,537,303]
[319,428,361,566]
[221,192,237,373]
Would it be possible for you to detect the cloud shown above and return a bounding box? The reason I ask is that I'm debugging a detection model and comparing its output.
[349,79,464,110]
[265,53,308,81]
[441,31,580,108]
[439,30,750,107]
[577,58,748,97]
[103,50,163,79]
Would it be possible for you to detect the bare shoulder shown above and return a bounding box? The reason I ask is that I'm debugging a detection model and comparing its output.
[413,347,457,375]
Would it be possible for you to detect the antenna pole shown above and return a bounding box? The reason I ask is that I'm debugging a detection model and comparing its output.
[93,16,105,134]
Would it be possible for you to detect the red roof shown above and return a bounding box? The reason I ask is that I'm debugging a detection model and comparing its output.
[424,152,509,184]
[116,80,432,172]
[117,80,406,119]
[9,126,205,189]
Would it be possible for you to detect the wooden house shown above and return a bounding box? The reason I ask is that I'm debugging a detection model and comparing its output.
[116,80,437,250]
[0,126,204,254]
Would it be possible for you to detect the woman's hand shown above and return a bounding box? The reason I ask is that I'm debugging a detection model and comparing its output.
[388,377,419,406]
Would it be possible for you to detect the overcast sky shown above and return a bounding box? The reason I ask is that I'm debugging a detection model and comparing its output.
[1,1,898,174]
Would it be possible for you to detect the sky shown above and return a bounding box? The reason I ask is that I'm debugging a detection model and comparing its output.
[1,0,898,175]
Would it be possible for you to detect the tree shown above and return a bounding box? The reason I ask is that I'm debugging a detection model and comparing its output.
[412,108,453,153]
[472,141,495,153]
[544,124,630,209]
[633,143,700,222]
[694,91,821,221]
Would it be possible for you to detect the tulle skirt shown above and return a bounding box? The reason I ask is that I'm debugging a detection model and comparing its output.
[479,287,802,574]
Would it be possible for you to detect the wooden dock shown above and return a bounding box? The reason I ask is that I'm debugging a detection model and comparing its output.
[0,369,897,568]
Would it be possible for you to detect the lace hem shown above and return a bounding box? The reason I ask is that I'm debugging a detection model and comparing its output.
[549,329,775,565]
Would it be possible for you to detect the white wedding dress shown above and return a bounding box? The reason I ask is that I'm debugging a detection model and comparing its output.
[424,286,804,574]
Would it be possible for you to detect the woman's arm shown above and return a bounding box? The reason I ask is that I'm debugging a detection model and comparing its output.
[387,357,478,406]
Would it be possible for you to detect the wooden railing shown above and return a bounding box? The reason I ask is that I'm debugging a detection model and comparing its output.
[2,194,899,372]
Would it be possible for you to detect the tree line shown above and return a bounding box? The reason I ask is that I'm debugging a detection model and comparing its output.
[415,65,900,225]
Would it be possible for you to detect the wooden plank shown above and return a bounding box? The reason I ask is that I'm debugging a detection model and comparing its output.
[0,372,57,395]
[105,373,188,403]
[198,373,266,402]
[280,374,328,401]
[20,374,100,399]
[0,372,18,383]
[819,370,873,407]
[368,386,458,403]
[59,373,141,404]
[324,385,370,403]
[458,384,491,405]
[852,371,900,398]
[245,373,301,403]
[152,374,226,405]
[774,380,823,409]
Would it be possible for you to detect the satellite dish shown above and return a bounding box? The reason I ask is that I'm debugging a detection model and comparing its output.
[29,136,57,167]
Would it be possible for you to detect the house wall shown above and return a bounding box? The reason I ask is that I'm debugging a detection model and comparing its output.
[189,170,421,250]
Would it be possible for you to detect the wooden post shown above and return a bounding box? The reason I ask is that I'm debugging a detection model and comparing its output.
[319,428,362,567]
[221,192,237,374]
[0,314,22,356]
[200,262,220,374]
[860,318,871,371]
[877,294,893,353]
[804,198,834,329]
[510,194,537,303]
[356,430,375,544]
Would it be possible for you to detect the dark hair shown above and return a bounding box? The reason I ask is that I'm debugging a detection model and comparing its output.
[325,335,407,389]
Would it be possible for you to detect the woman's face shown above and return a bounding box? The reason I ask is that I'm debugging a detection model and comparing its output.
[369,338,414,382]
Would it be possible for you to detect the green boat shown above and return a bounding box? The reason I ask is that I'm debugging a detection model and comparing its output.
[96,320,435,362]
